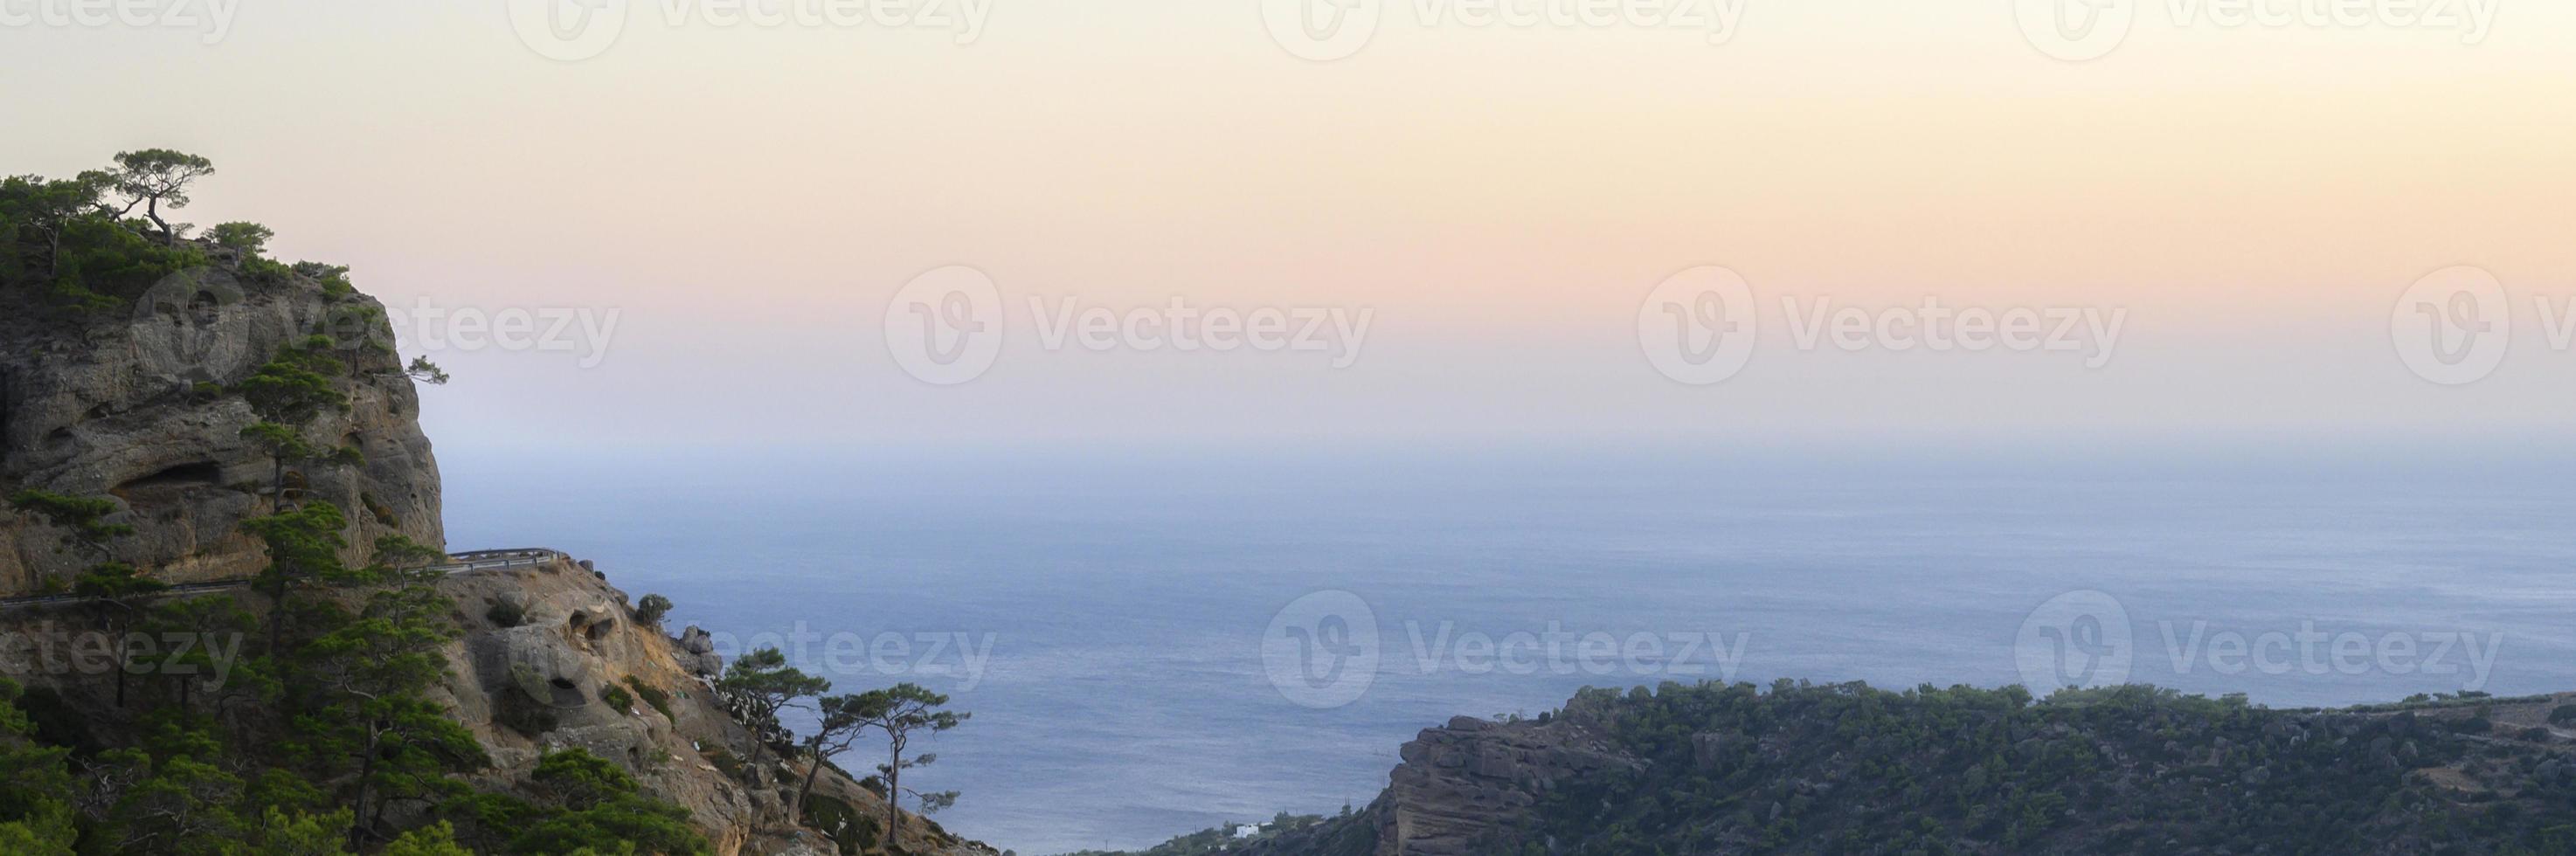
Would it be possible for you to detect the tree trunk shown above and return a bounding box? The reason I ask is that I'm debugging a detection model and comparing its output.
[146,197,171,245]
[885,749,903,844]
[796,744,826,817]
[349,727,379,847]
[267,583,287,655]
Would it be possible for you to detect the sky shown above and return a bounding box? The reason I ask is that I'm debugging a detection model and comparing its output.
[4,0,2573,460]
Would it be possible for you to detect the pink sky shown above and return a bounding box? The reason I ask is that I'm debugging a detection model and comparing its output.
[6,1,2571,452]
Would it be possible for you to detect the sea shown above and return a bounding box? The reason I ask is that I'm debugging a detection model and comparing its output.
[441,443,2576,855]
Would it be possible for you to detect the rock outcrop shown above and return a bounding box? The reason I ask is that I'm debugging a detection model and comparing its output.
[438,556,995,856]
[0,252,441,594]
[1370,708,1639,856]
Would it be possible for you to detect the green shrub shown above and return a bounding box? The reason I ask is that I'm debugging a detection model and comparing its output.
[291,260,355,295]
[2549,705,2576,725]
[601,685,635,712]
[802,793,878,855]
[703,747,745,783]
[486,600,525,628]
[625,676,675,721]
[42,217,205,311]
[634,593,673,625]
[209,221,273,255]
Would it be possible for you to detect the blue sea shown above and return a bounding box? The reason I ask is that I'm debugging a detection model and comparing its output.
[442,444,2576,855]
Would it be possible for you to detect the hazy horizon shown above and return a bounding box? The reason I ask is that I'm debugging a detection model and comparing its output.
[10,3,2576,852]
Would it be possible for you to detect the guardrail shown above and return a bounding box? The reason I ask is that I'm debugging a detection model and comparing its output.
[0,548,571,610]
[433,549,567,574]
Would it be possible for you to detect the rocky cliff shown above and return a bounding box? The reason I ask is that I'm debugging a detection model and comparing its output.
[1369,708,1638,855]
[0,247,442,594]
[1228,695,1639,856]
[437,556,994,856]
[0,235,987,853]
[0,549,995,855]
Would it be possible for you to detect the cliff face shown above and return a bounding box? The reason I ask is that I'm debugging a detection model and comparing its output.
[1371,711,1638,856]
[435,557,994,856]
[1236,700,1638,856]
[0,252,441,594]
[0,245,990,853]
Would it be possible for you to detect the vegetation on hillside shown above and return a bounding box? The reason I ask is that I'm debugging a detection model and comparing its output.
[714,645,973,853]
[0,151,699,853]
[1203,680,2576,856]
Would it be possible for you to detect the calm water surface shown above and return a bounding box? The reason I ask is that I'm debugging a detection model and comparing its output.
[443,448,2576,854]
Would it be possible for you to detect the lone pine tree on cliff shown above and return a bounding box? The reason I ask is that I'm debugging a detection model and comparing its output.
[850,682,967,844]
[715,646,829,767]
[101,148,213,245]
